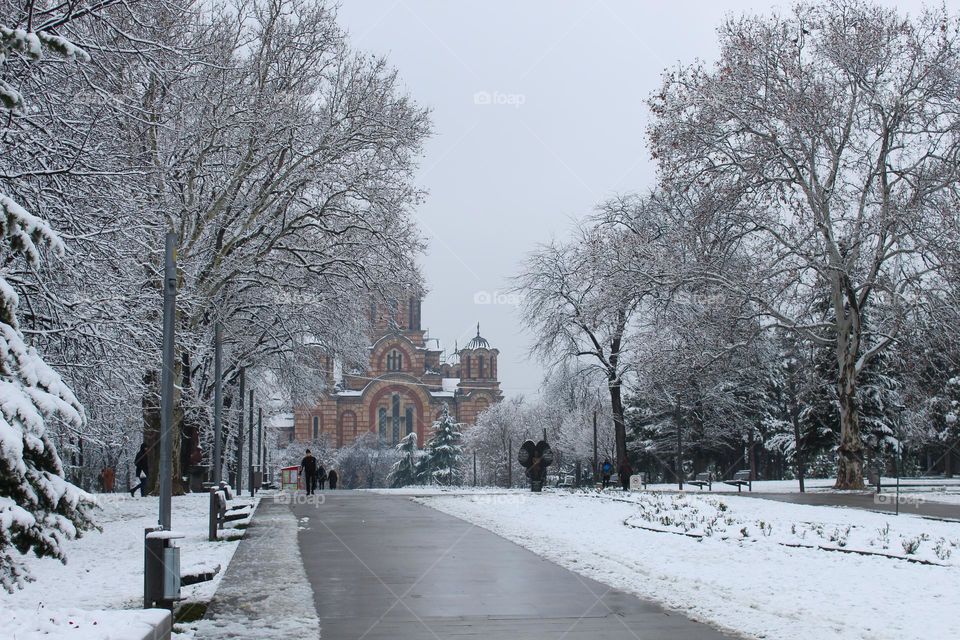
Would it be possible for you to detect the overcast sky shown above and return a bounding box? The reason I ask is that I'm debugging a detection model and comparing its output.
[335,0,943,399]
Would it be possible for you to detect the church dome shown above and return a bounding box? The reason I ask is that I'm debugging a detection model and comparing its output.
[463,324,491,350]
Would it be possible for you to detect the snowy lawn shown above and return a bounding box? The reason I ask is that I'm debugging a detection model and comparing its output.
[415,490,958,640]
[1,492,257,622]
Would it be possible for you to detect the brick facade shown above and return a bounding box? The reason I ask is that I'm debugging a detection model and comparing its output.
[293,295,501,448]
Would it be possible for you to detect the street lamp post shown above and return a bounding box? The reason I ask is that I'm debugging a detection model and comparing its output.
[159,231,176,530]
[212,320,223,484]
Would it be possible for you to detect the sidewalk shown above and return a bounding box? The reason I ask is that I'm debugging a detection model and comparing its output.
[194,498,320,639]
[293,491,737,639]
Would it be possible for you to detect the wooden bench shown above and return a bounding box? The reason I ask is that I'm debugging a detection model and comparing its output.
[723,470,752,492]
[688,472,712,490]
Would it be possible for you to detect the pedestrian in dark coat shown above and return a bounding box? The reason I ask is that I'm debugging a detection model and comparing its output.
[317,464,327,490]
[618,459,633,491]
[327,469,338,490]
[130,443,148,497]
[300,450,318,495]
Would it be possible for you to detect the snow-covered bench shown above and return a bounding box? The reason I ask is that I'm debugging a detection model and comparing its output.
[689,472,712,490]
[208,482,250,540]
[723,470,752,492]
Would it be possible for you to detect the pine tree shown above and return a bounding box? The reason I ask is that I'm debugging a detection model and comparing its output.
[418,405,464,486]
[0,28,95,592]
[388,432,420,488]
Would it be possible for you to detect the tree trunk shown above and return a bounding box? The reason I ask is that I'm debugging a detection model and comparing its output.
[609,375,627,469]
[674,401,683,491]
[835,358,865,489]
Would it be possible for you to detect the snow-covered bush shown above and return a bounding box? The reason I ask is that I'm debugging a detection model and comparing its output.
[388,432,421,488]
[418,405,464,486]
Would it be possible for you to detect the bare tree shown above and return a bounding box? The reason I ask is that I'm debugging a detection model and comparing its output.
[649,0,960,488]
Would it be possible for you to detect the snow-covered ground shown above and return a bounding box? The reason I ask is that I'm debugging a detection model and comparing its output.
[415,490,958,640]
[1,492,257,637]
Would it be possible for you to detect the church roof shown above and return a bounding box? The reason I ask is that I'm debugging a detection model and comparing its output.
[463,324,491,350]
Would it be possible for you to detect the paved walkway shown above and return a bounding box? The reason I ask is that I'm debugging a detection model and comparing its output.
[740,491,960,520]
[293,492,735,640]
[197,499,320,639]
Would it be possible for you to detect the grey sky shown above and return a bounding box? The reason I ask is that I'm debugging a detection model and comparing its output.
[336,0,944,399]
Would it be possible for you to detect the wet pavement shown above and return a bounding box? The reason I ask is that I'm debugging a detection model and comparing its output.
[293,491,737,639]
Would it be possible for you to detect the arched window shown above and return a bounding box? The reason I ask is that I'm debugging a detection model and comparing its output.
[386,350,403,372]
[378,407,387,439]
[405,406,415,436]
[391,394,401,443]
[478,356,485,379]
[312,416,319,440]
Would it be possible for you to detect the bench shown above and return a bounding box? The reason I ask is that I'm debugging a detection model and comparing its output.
[723,470,752,492]
[688,472,712,490]
[208,482,251,541]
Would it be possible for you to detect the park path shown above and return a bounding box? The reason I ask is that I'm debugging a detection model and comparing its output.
[739,491,960,521]
[292,491,736,640]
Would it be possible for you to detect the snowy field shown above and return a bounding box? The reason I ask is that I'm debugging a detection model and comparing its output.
[1,492,257,637]
[415,490,959,640]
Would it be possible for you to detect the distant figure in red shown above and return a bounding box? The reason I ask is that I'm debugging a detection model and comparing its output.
[99,467,115,493]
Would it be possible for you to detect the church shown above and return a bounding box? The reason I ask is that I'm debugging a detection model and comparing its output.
[293,295,502,447]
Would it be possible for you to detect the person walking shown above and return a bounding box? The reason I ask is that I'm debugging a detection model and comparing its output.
[317,463,327,491]
[130,443,148,497]
[327,469,338,490]
[618,458,633,491]
[300,449,318,495]
[600,459,612,489]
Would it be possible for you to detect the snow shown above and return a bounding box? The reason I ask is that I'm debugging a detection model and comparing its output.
[6,607,170,639]
[1,493,257,613]
[415,490,959,640]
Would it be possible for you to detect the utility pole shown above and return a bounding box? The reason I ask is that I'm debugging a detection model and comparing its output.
[257,407,263,487]
[508,440,512,488]
[592,410,598,482]
[212,321,223,484]
[473,451,477,487]
[248,389,254,497]
[235,368,245,493]
[159,232,176,530]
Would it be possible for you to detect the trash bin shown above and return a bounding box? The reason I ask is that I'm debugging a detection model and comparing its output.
[144,528,183,609]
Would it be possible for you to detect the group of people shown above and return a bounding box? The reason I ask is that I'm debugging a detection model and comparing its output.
[299,449,338,495]
[599,458,633,491]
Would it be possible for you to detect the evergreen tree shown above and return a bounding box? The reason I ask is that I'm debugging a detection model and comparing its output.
[388,432,420,488]
[418,405,464,486]
[0,27,95,592]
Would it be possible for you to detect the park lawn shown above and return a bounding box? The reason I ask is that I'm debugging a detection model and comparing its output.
[415,490,958,640]
[1,492,256,637]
